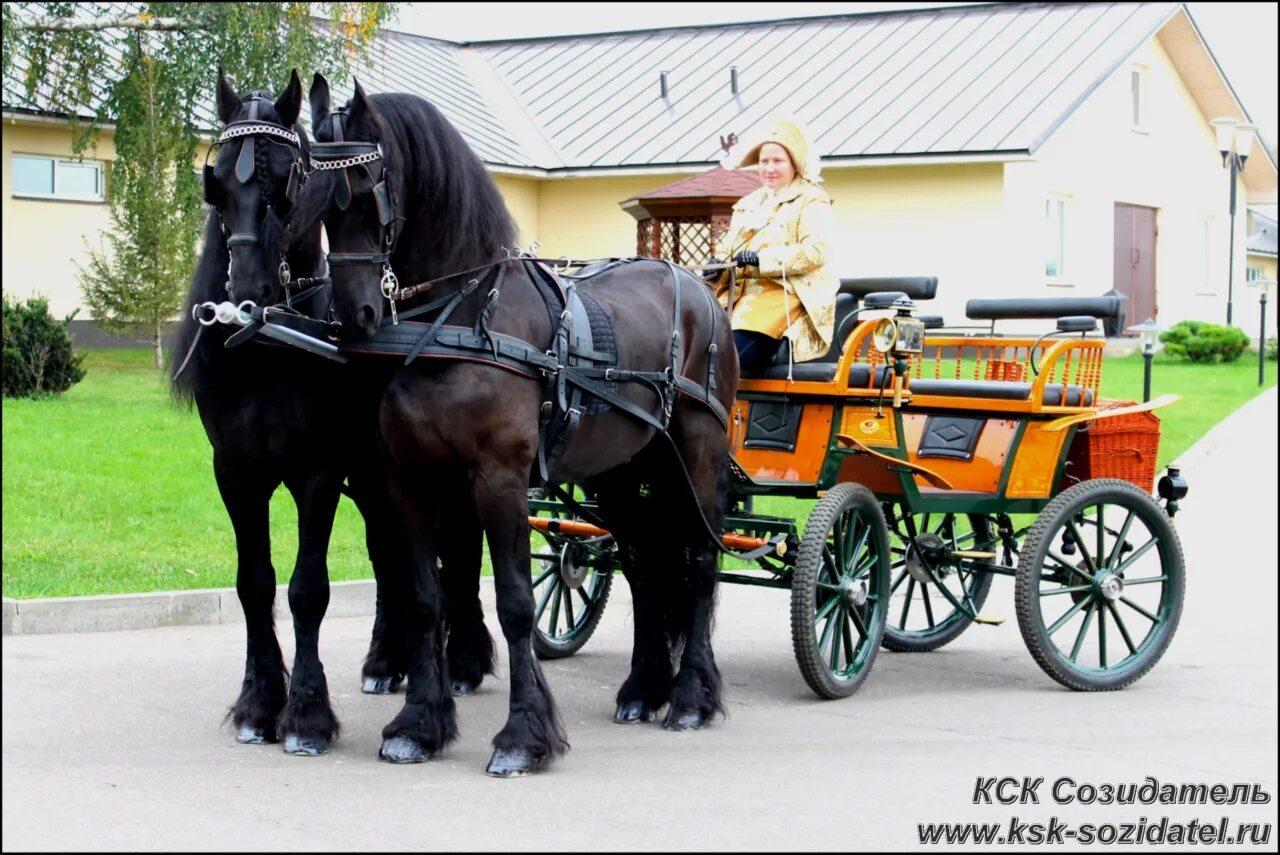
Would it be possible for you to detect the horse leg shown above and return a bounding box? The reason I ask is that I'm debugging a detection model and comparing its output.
[346,471,411,695]
[277,474,342,755]
[215,462,287,744]
[440,499,495,696]
[378,484,457,764]
[473,463,568,777]
[592,472,674,723]
[660,420,730,731]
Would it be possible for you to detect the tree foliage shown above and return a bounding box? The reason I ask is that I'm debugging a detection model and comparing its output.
[3,2,397,368]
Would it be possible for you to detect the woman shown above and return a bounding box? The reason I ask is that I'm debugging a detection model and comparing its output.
[714,118,839,372]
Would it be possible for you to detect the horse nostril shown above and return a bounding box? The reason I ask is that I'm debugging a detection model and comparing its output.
[356,305,376,331]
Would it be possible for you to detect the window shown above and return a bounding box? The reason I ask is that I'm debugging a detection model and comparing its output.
[1130,65,1148,132]
[1045,195,1068,280]
[10,154,105,201]
[1247,266,1263,282]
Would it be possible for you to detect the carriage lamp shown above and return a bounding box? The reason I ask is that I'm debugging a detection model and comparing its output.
[1248,278,1274,387]
[1158,465,1188,518]
[870,299,926,408]
[1125,318,1161,403]
[1211,117,1256,326]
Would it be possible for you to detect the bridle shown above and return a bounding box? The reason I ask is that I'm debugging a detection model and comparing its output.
[203,95,307,296]
[307,110,401,319]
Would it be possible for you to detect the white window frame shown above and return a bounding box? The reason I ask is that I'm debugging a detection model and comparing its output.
[1045,194,1071,286]
[10,153,106,202]
[1246,265,1263,282]
[1129,64,1149,133]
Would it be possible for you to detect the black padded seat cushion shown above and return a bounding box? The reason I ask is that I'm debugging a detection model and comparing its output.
[907,378,1094,406]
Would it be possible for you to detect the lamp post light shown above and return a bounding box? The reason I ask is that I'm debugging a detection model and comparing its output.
[1250,277,1274,387]
[1126,318,1161,403]
[1210,117,1257,326]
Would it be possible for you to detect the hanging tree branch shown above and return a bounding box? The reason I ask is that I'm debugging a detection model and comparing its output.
[13,14,187,32]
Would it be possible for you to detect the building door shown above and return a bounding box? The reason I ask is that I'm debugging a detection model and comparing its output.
[1113,203,1158,332]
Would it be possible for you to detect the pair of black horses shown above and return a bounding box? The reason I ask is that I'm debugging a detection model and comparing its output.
[170,70,740,776]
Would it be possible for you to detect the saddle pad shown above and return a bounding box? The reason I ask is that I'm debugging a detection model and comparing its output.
[574,289,617,415]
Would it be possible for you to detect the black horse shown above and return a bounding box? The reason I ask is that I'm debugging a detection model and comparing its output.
[297,74,740,776]
[171,71,496,754]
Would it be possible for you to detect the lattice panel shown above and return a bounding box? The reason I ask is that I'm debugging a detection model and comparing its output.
[636,217,713,264]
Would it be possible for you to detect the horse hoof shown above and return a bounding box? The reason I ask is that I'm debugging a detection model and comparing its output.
[236,724,269,744]
[663,708,706,731]
[283,734,328,755]
[379,736,427,764]
[450,679,479,696]
[362,675,403,694]
[613,701,660,724]
[485,747,541,778]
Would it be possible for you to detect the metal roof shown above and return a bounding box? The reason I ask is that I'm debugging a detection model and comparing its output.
[473,2,1180,168]
[1,2,1199,172]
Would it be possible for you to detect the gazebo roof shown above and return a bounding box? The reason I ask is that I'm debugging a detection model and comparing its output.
[627,167,762,202]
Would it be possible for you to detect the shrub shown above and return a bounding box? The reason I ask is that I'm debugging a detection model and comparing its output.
[2,295,87,398]
[1268,337,1277,362]
[1158,319,1250,364]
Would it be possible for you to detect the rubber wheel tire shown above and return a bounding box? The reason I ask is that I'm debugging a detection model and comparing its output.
[790,483,890,699]
[1015,479,1185,691]
[882,510,995,652]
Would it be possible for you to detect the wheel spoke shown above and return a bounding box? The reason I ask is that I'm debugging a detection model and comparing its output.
[921,583,936,628]
[1066,520,1098,575]
[532,563,558,588]
[848,602,869,638]
[1069,601,1096,662]
[814,595,840,625]
[1106,602,1138,656]
[841,617,856,671]
[1098,603,1108,668]
[899,577,916,629]
[1118,596,1159,623]
[1106,510,1136,569]
[1114,537,1158,574]
[1095,504,1106,569]
[1122,575,1168,586]
[1040,584,1093,597]
[890,568,910,594]
[1047,550,1093,582]
[1045,594,1091,637]
[534,572,558,621]
[562,582,576,631]
[828,609,844,670]
[547,577,563,636]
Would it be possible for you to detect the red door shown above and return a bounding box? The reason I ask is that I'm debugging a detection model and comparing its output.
[1114,203,1158,331]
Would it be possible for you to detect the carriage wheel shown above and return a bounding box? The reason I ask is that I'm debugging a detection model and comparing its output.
[790,483,890,699]
[881,506,995,652]
[1015,479,1184,691]
[529,520,615,660]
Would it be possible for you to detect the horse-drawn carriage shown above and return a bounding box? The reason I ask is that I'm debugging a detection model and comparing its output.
[526,277,1188,698]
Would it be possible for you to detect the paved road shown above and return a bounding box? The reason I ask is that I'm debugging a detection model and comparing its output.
[4,390,1277,851]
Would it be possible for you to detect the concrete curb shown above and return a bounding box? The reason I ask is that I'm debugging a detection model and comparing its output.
[3,579,379,636]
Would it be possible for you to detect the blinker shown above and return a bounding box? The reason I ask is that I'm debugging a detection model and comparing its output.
[285,161,300,206]
[202,164,218,205]
[373,180,393,226]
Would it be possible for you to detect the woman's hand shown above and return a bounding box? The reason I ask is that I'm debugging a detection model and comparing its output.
[734,250,759,269]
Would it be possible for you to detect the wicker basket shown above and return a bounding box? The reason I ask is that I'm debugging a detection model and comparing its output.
[1064,401,1161,491]
[984,359,1027,382]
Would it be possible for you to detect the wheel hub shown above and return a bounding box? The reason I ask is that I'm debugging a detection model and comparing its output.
[905,532,947,583]
[558,542,589,590]
[1095,573,1124,602]
[840,577,869,608]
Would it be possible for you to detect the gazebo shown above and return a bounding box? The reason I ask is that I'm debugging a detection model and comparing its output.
[620,167,762,265]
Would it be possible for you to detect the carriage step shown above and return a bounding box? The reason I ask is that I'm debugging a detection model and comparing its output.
[949,550,997,560]
[972,614,1005,626]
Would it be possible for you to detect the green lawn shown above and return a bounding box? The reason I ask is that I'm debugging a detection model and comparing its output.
[2,348,1274,599]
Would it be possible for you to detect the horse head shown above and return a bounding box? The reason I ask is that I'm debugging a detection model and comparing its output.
[204,68,308,307]
[306,73,398,338]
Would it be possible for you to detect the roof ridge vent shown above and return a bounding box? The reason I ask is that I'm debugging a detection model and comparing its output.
[660,70,669,99]
[730,66,739,96]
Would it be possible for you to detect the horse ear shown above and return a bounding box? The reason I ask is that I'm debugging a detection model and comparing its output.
[216,68,240,125]
[348,78,376,129]
[309,72,331,131]
[275,69,303,127]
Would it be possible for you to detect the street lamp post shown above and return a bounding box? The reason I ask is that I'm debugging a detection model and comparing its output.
[1126,319,1161,403]
[1251,278,1274,387]
[1211,117,1256,327]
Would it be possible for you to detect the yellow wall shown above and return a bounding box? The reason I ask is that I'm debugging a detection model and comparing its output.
[1026,34,1243,328]
[2,120,117,317]
[534,173,686,259]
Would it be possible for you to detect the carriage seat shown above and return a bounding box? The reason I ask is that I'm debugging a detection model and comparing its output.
[966,295,1121,321]
[905,378,1095,406]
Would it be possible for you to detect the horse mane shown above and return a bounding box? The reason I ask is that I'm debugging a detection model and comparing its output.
[168,211,229,407]
[295,91,516,278]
